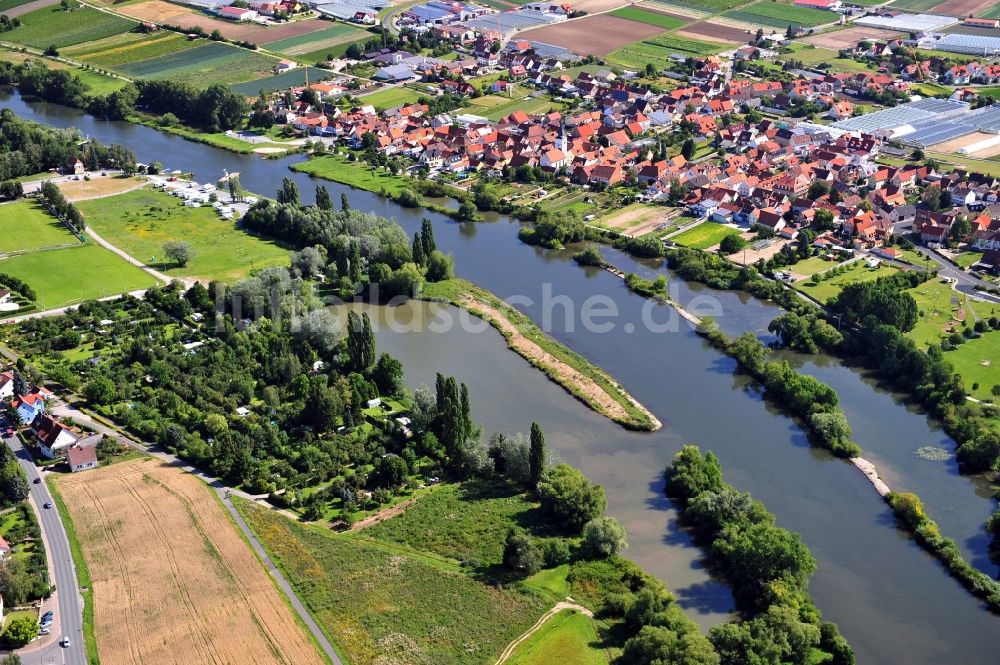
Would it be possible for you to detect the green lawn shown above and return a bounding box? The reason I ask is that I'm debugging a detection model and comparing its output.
[5,6,136,49]
[795,262,899,304]
[790,47,878,74]
[789,255,839,277]
[670,222,740,250]
[508,609,608,665]
[607,34,723,69]
[608,6,685,29]
[357,85,424,110]
[467,95,567,121]
[0,0,37,12]
[0,200,81,253]
[951,251,982,269]
[76,188,290,283]
[364,478,561,571]
[235,498,549,665]
[911,82,952,97]
[0,244,158,309]
[291,152,408,196]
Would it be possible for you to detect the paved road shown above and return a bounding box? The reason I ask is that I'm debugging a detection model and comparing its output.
[5,433,85,665]
[906,247,1000,305]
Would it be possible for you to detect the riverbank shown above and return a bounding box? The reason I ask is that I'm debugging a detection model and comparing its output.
[420,279,661,432]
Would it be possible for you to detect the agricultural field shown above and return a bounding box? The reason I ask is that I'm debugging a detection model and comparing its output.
[356,85,425,110]
[118,0,267,41]
[261,22,369,55]
[608,6,686,29]
[0,243,157,309]
[76,188,290,283]
[650,0,746,12]
[801,25,898,49]
[932,0,998,17]
[236,499,550,665]
[54,458,327,665]
[230,66,332,96]
[723,2,836,29]
[887,0,945,9]
[605,33,723,69]
[4,5,136,49]
[676,20,751,43]
[68,31,197,69]
[508,609,608,665]
[670,221,741,249]
[117,41,278,86]
[794,261,901,304]
[517,15,666,56]
[0,200,81,253]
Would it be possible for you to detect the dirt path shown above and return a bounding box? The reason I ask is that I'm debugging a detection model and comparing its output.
[493,599,594,665]
[351,497,418,532]
[459,295,660,430]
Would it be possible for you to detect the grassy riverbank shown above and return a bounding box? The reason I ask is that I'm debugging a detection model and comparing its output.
[419,279,660,431]
[290,152,409,196]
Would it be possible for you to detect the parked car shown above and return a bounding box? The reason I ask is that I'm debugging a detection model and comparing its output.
[42,611,53,621]
[38,627,50,635]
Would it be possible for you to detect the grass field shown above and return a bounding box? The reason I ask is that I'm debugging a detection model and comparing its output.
[0,200,80,254]
[364,479,559,571]
[0,47,129,96]
[794,261,900,304]
[905,277,973,348]
[888,0,946,11]
[294,36,372,64]
[670,221,740,249]
[911,81,953,96]
[508,609,608,665]
[609,6,686,28]
[724,2,835,28]
[6,6,136,49]
[291,152,409,196]
[357,85,424,110]
[236,499,549,665]
[942,327,1000,400]
[77,188,289,283]
[790,46,879,73]
[0,0,35,12]
[117,40,276,86]
[55,459,327,665]
[469,95,566,121]
[0,244,157,309]
[788,255,839,277]
[71,31,196,69]
[606,33,722,68]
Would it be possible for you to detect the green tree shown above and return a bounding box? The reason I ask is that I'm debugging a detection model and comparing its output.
[420,218,436,257]
[529,421,545,488]
[371,454,408,488]
[277,177,300,206]
[624,625,720,665]
[315,185,332,210]
[163,240,192,267]
[537,464,606,531]
[681,138,695,161]
[582,516,627,558]
[665,445,723,506]
[1,615,37,647]
[341,192,350,211]
[371,353,403,396]
[502,529,542,576]
[719,234,746,255]
[83,376,116,405]
[425,250,454,282]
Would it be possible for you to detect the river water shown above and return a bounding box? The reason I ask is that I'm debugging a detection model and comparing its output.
[5,89,1000,664]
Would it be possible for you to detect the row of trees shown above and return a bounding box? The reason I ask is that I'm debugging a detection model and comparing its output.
[131,80,248,132]
[38,180,83,235]
[665,445,854,665]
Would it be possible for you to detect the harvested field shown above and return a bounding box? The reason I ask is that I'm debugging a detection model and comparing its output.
[931,0,996,16]
[595,203,675,237]
[677,20,749,43]
[58,175,147,202]
[253,17,338,43]
[119,0,267,40]
[931,131,993,154]
[517,15,665,55]
[801,26,897,49]
[55,458,326,665]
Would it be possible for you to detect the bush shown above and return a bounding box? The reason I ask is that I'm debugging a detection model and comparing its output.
[582,516,628,558]
[537,464,606,532]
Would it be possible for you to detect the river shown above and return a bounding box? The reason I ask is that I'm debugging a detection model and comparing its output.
[5,88,1000,664]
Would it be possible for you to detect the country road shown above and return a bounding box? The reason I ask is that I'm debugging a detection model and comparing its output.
[4,431,86,665]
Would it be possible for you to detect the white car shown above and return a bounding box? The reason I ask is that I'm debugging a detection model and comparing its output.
[60,636,70,648]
